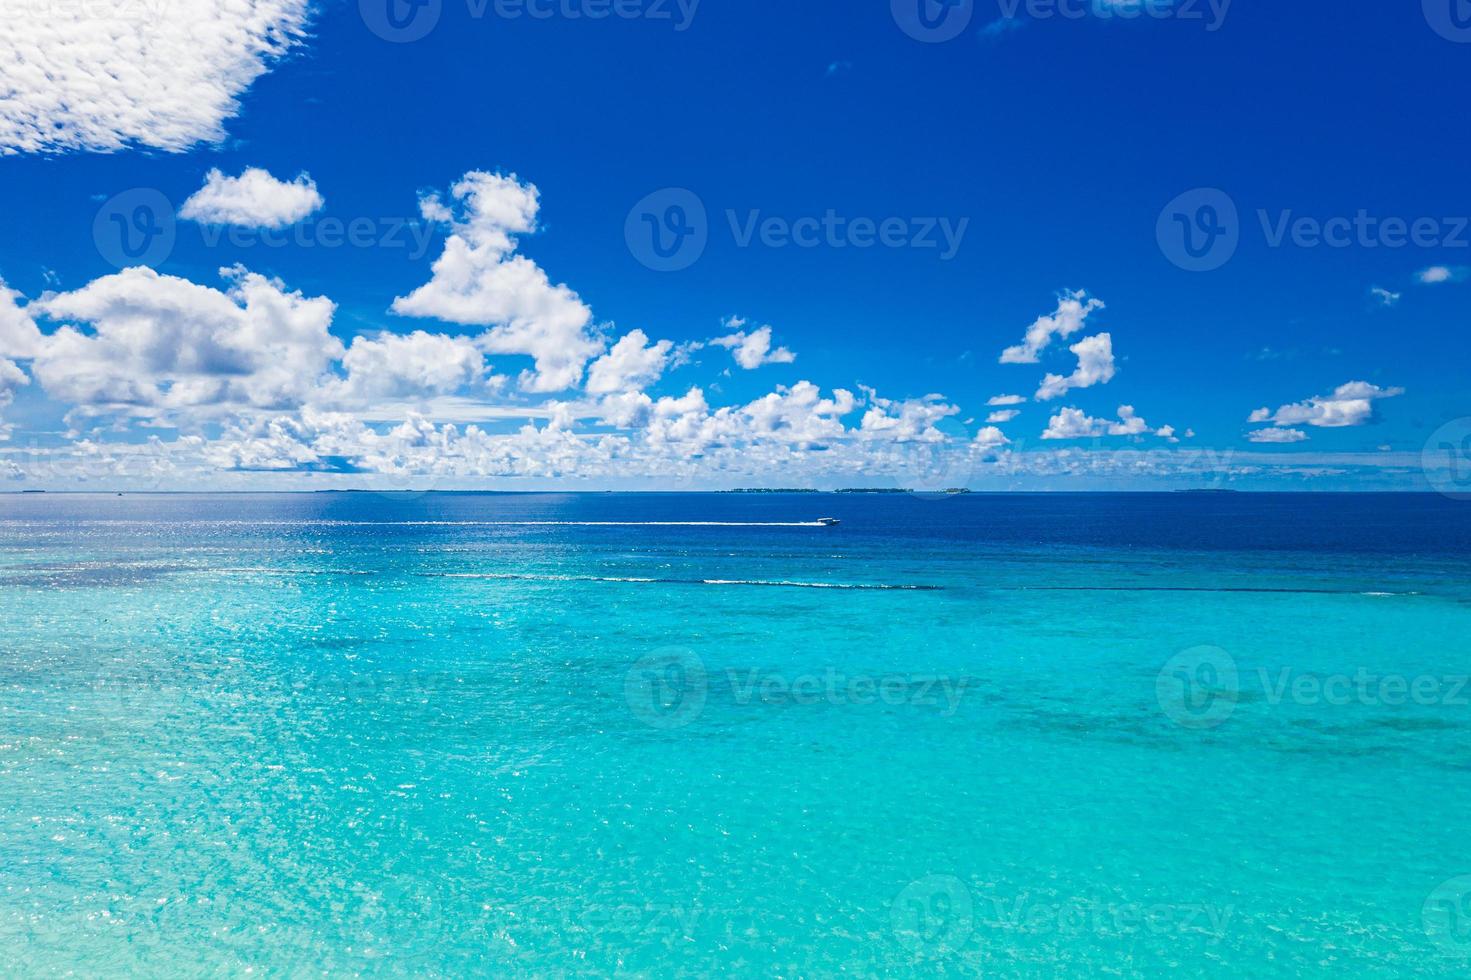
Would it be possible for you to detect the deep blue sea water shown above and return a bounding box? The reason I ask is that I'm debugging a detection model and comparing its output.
[3,492,1471,976]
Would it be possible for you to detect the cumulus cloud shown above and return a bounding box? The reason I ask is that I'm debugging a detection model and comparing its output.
[202,407,610,479]
[0,283,43,439]
[391,171,604,393]
[1042,405,1173,441]
[1417,266,1469,285]
[1248,381,1404,430]
[584,329,673,395]
[1000,290,1104,364]
[1035,333,1116,401]
[0,172,1356,488]
[974,426,1010,450]
[30,265,339,419]
[858,390,959,443]
[179,168,324,228]
[1248,428,1308,444]
[0,0,312,154]
[730,382,855,446]
[0,357,28,439]
[27,426,1420,491]
[709,319,796,369]
[333,331,495,403]
[0,282,44,359]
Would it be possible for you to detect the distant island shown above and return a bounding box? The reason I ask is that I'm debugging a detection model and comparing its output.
[836,487,971,495]
[726,487,972,494]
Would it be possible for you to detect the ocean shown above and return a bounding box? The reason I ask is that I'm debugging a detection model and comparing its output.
[3,491,1470,976]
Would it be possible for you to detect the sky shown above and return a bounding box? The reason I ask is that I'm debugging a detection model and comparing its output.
[0,0,1468,491]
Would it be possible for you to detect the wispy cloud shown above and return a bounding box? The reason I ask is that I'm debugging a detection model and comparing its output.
[1416,265,1469,285]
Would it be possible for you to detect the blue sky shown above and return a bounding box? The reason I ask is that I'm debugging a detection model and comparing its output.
[1,0,1468,490]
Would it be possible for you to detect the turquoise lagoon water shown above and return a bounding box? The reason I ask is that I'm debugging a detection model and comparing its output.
[3,492,1471,976]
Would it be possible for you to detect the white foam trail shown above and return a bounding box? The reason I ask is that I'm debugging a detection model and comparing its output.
[425,572,936,591]
[0,520,830,528]
[200,567,376,576]
[386,521,829,527]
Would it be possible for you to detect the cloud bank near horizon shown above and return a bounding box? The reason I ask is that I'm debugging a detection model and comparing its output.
[0,172,1416,490]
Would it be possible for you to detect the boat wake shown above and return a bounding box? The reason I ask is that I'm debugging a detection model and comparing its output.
[424,572,938,591]
[0,519,835,528]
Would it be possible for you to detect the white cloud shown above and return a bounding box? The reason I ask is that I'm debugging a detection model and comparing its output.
[709,319,796,369]
[180,168,324,228]
[1369,287,1400,307]
[0,0,311,154]
[31,265,339,420]
[1035,333,1116,401]
[333,331,495,403]
[1000,290,1103,364]
[0,281,43,359]
[0,357,28,439]
[1417,266,1469,285]
[584,329,673,395]
[1042,405,1172,441]
[0,173,1373,488]
[987,409,1020,423]
[10,417,1428,490]
[1041,408,1102,440]
[858,390,959,443]
[974,426,1010,450]
[391,171,604,393]
[1248,381,1404,430]
[594,391,657,429]
[1248,428,1308,444]
[632,387,712,443]
[729,382,856,446]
